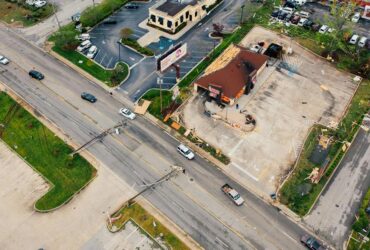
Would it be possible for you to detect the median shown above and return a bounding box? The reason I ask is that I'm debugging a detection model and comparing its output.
[0,92,96,211]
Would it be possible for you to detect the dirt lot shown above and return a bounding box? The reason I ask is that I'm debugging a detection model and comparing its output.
[182,26,358,197]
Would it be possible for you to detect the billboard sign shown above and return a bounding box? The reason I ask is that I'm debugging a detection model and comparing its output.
[157,43,187,72]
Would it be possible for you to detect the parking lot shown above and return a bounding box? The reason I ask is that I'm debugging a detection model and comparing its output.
[181,26,358,196]
[301,2,370,37]
[118,0,246,100]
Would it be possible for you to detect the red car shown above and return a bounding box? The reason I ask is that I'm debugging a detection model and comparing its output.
[291,15,300,24]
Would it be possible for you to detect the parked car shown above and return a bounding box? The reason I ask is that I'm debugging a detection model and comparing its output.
[125,3,139,9]
[177,144,195,160]
[358,36,368,48]
[250,44,263,53]
[278,11,287,20]
[103,19,117,24]
[349,34,359,45]
[81,92,97,103]
[284,0,296,9]
[298,11,310,18]
[303,20,314,29]
[282,7,294,15]
[291,15,300,24]
[284,13,293,22]
[311,23,321,32]
[271,10,280,18]
[77,33,90,41]
[86,45,98,59]
[77,40,92,52]
[298,18,307,26]
[301,235,326,250]
[0,55,9,65]
[34,0,47,8]
[318,25,329,34]
[351,12,360,23]
[29,70,44,80]
[119,108,136,120]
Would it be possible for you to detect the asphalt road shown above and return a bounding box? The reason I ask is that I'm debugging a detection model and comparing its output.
[305,129,370,249]
[0,25,312,249]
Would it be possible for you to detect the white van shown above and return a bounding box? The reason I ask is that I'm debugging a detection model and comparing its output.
[282,7,294,14]
[358,37,367,47]
[349,34,359,45]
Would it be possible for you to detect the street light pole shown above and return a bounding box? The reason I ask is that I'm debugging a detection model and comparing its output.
[240,4,245,25]
[117,42,121,61]
[52,0,61,29]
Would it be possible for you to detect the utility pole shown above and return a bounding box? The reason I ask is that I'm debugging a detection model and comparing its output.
[127,166,184,205]
[52,0,61,29]
[71,121,126,156]
[157,76,163,112]
[117,41,121,61]
[240,4,245,25]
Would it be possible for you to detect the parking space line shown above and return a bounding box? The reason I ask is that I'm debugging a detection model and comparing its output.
[132,28,146,34]
[99,53,107,65]
[94,49,101,60]
[131,33,141,38]
[106,57,114,68]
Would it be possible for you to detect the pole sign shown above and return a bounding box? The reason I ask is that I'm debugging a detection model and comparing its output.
[157,43,187,72]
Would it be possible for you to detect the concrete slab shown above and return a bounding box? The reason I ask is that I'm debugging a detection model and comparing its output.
[182,26,358,197]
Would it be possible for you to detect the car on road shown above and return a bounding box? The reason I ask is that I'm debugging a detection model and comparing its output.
[351,12,361,23]
[221,184,244,206]
[29,70,44,80]
[86,45,98,59]
[77,40,92,52]
[177,144,195,160]
[81,92,97,103]
[119,108,136,120]
[300,235,325,250]
[125,3,139,9]
[0,55,9,65]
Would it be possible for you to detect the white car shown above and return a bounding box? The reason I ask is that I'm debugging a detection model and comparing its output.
[34,0,47,8]
[0,55,9,65]
[119,108,136,120]
[298,18,307,26]
[77,40,92,52]
[86,46,97,59]
[77,33,90,41]
[351,13,360,23]
[319,25,329,34]
[177,144,195,160]
[26,0,36,5]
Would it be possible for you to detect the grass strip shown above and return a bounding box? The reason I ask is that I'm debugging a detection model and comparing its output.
[0,92,96,211]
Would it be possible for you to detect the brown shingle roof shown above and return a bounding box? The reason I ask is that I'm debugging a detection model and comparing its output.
[195,45,268,99]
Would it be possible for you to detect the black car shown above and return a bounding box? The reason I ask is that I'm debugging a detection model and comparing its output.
[29,70,44,80]
[303,20,314,29]
[125,3,139,9]
[284,13,293,22]
[271,10,280,17]
[301,235,326,250]
[284,0,296,9]
[278,12,287,20]
[81,92,97,103]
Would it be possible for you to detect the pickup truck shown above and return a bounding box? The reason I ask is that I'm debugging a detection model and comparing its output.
[221,184,244,206]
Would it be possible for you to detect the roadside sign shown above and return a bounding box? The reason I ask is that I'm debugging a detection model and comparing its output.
[157,43,187,72]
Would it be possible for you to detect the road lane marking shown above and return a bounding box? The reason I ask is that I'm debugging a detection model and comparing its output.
[230,162,259,182]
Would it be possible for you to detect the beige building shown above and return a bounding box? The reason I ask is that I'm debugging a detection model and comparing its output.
[148,0,218,34]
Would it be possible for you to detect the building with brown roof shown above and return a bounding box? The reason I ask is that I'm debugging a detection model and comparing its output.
[148,0,217,34]
[194,44,268,105]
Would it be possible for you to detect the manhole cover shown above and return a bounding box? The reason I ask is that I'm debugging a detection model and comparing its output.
[189,178,194,182]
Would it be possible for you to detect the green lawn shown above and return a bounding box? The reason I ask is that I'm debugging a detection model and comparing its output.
[0,92,96,211]
[142,89,173,119]
[0,0,53,26]
[52,45,129,87]
[110,203,189,250]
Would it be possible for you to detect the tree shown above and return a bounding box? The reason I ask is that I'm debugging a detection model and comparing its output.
[323,0,356,53]
[120,28,133,40]
[54,30,79,51]
[110,64,127,85]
